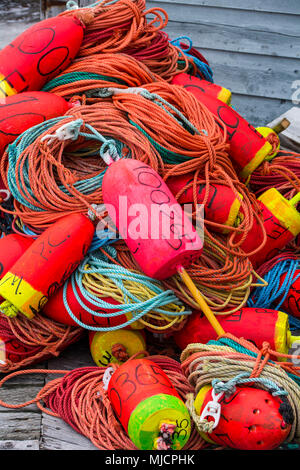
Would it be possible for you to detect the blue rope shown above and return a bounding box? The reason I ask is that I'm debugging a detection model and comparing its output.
[213,372,288,397]
[62,249,191,331]
[248,259,300,311]
[170,36,213,83]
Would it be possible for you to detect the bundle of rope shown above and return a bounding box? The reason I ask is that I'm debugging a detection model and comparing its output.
[0,355,206,450]
[0,101,162,232]
[181,334,300,443]
[0,311,83,373]
[61,0,197,82]
[102,236,262,316]
[250,151,300,198]
[42,52,160,99]
[59,247,191,332]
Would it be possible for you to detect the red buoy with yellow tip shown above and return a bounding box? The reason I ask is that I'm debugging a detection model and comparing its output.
[238,189,300,268]
[107,358,191,450]
[174,307,300,357]
[0,92,73,156]
[172,72,232,104]
[166,173,242,232]
[256,126,280,160]
[0,214,94,319]
[170,76,272,179]
[89,330,146,367]
[194,385,291,450]
[0,17,84,97]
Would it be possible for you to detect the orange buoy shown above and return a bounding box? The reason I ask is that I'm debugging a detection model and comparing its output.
[194,385,291,450]
[107,358,191,450]
[0,16,84,97]
[166,173,242,232]
[0,214,94,319]
[174,307,300,356]
[0,92,73,156]
[172,72,231,104]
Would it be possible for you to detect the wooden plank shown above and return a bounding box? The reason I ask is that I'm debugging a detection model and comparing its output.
[230,94,291,127]
[0,440,39,450]
[198,49,298,101]
[147,0,300,15]
[41,415,96,450]
[0,411,41,440]
[147,2,300,34]
[166,21,300,59]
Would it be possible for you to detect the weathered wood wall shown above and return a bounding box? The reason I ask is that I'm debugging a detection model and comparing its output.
[145,0,300,125]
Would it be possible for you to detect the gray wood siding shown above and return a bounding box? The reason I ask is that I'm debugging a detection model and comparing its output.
[146,0,300,125]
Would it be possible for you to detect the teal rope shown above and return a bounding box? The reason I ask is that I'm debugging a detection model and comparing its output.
[6,119,123,209]
[42,72,128,93]
[62,249,191,331]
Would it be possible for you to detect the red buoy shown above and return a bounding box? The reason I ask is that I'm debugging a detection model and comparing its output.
[194,385,291,450]
[172,72,231,104]
[0,92,73,156]
[0,214,94,319]
[171,75,272,179]
[238,189,300,268]
[0,17,84,97]
[102,159,203,280]
[166,173,242,232]
[43,279,143,329]
[174,307,297,355]
[0,234,34,302]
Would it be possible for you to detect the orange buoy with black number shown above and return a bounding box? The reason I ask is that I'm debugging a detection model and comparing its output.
[194,385,291,450]
[172,72,231,104]
[43,279,144,329]
[238,189,300,268]
[0,214,94,319]
[107,358,191,450]
[166,173,242,232]
[89,330,146,367]
[174,307,300,356]
[0,16,84,97]
[0,234,34,287]
[0,92,73,156]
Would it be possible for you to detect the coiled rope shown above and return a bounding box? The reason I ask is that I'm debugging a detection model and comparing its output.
[0,355,205,450]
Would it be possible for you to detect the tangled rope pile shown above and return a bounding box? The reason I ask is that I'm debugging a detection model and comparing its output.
[61,247,190,332]
[0,312,83,373]
[181,334,300,442]
[60,0,198,81]
[0,355,206,450]
[42,52,159,99]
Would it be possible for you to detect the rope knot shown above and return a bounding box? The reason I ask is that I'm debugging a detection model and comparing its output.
[111,343,129,363]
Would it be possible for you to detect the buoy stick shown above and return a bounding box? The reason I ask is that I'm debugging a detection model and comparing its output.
[289,192,300,208]
[177,265,225,336]
[272,118,290,135]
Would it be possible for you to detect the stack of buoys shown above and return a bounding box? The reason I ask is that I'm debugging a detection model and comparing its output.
[0,0,299,452]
